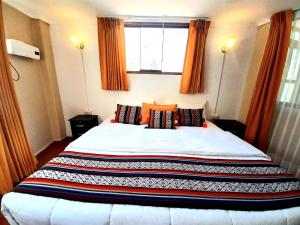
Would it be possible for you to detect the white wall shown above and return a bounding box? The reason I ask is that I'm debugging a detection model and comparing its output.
[50,22,256,136]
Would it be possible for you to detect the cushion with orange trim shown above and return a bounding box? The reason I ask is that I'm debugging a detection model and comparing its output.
[115,104,141,125]
[146,110,176,129]
[177,108,204,127]
[141,103,177,124]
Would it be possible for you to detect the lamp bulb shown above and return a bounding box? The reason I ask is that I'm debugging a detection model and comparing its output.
[70,36,84,50]
[221,38,236,53]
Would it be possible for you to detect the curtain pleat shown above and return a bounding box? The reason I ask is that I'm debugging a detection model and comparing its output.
[244,10,293,151]
[268,12,300,177]
[180,20,210,94]
[0,0,37,194]
[0,123,13,193]
[97,18,128,91]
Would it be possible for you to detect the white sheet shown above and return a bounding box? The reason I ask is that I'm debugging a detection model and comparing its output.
[2,119,300,225]
[66,119,270,160]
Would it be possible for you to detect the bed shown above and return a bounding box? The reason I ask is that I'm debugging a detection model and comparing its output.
[2,118,300,225]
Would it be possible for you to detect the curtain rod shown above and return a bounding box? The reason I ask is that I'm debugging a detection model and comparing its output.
[103,15,208,21]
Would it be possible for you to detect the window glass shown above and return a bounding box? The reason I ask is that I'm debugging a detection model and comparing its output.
[280,83,295,103]
[124,24,188,74]
[140,28,163,70]
[279,19,300,105]
[286,48,300,81]
[125,27,140,71]
[162,28,188,72]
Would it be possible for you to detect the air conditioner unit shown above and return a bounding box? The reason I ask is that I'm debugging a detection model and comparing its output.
[6,39,40,60]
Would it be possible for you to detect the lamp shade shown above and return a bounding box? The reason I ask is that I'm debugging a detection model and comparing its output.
[221,38,235,53]
[70,35,84,49]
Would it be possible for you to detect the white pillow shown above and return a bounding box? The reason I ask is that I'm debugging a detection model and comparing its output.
[155,99,207,109]
[177,101,206,109]
[154,98,175,105]
[117,99,154,106]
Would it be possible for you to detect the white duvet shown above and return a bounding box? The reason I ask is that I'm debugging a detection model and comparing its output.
[66,119,270,160]
[2,119,300,225]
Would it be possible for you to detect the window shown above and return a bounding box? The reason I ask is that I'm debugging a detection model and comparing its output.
[124,22,188,74]
[279,18,300,106]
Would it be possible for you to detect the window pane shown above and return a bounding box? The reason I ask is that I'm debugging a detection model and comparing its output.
[291,19,300,41]
[140,28,163,70]
[290,20,300,47]
[294,32,300,41]
[287,48,300,80]
[125,27,140,71]
[162,28,188,73]
[124,24,189,73]
[278,18,300,105]
[280,83,295,103]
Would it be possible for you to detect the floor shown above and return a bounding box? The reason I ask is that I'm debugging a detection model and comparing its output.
[0,137,72,225]
[36,137,72,169]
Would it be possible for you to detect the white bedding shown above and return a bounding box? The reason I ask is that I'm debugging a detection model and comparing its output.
[2,119,300,225]
[66,119,270,160]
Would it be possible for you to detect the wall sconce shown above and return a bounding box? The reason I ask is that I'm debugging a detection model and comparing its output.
[70,35,91,114]
[221,38,235,53]
[212,37,236,119]
[70,36,85,50]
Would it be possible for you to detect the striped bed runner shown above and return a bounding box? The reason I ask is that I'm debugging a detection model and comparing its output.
[14,151,300,211]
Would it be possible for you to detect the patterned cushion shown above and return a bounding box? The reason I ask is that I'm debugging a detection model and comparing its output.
[141,103,177,124]
[177,108,204,127]
[115,104,141,125]
[147,110,176,129]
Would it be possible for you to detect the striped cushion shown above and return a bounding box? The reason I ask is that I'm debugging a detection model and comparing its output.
[147,110,176,129]
[115,104,141,125]
[177,108,204,127]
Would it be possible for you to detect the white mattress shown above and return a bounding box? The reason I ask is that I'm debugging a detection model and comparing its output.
[2,119,300,225]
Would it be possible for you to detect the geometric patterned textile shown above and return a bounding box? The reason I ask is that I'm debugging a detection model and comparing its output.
[115,104,141,125]
[147,110,176,129]
[177,108,204,127]
[14,151,300,210]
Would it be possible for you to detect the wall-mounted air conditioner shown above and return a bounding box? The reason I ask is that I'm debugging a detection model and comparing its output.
[6,39,40,60]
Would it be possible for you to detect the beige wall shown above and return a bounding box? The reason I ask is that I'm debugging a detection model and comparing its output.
[50,23,257,136]
[31,20,66,140]
[239,23,271,123]
[2,3,66,154]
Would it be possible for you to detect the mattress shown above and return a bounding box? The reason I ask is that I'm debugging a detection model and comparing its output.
[2,119,300,225]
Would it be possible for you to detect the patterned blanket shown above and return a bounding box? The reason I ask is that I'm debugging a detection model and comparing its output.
[14,151,300,211]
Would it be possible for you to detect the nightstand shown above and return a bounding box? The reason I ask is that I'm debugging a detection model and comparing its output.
[213,119,246,139]
[69,115,98,139]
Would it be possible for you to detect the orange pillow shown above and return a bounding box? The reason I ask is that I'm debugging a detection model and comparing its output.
[141,103,177,124]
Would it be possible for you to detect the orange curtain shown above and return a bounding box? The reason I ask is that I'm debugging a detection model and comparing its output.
[97,18,128,91]
[180,20,210,94]
[244,10,293,151]
[0,0,37,194]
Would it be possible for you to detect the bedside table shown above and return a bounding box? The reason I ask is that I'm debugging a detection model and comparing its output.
[69,115,98,139]
[213,119,246,139]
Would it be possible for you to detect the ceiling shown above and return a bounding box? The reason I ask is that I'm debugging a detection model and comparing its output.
[3,0,300,26]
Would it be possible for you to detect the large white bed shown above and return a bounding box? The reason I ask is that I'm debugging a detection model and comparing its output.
[2,118,300,225]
